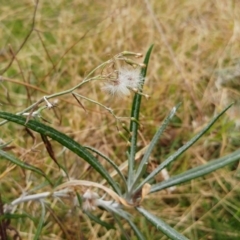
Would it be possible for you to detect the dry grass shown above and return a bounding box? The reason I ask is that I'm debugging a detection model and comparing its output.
[1,0,240,239]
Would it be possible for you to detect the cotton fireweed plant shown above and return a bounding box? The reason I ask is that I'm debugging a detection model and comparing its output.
[1,45,240,240]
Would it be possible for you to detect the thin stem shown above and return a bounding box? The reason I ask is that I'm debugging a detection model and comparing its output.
[0,51,136,126]
[0,76,104,126]
[73,92,118,119]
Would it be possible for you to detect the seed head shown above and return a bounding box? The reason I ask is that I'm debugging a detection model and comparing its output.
[102,67,144,97]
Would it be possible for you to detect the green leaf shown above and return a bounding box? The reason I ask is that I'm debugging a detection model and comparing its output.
[135,103,233,192]
[0,149,53,185]
[0,140,13,149]
[84,211,115,230]
[126,218,146,240]
[85,146,127,191]
[34,201,45,240]
[101,203,131,221]
[76,192,82,208]
[0,212,37,224]
[101,203,145,240]
[0,112,119,194]
[0,213,26,221]
[113,214,130,239]
[127,44,154,189]
[130,104,180,191]
[150,148,240,193]
[137,207,188,240]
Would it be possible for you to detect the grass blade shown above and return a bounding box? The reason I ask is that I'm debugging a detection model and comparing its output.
[127,44,154,189]
[137,207,188,240]
[0,194,7,240]
[126,218,145,240]
[150,148,240,193]
[136,103,233,192]
[100,204,145,240]
[131,104,180,191]
[34,201,45,240]
[85,146,127,191]
[84,211,115,230]
[0,149,52,185]
[76,192,82,208]
[0,112,119,194]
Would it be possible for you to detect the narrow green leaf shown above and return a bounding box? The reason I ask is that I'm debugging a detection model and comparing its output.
[0,149,52,185]
[131,104,180,191]
[113,214,130,240]
[0,213,26,221]
[127,44,154,189]
[137,207,188,240]
[101,203,131,220]
[0,140,13,149]
[84,211,115,230]
[76,192,82,208]
[0,112,119,194]
[85,146,127,191]
[34,201,45,240]
[150,148,240,193]
[136,103,233,192]
[0,212,37,223]
[101,204,145,240]
[126,218,146,240]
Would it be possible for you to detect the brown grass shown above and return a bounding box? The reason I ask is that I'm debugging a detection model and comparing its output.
[1,0,240,239]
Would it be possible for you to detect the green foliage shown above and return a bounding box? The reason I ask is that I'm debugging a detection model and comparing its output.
[0,149,52,185]
[0,112,120,194]
[137,207,188,240]
[127,44,154,189]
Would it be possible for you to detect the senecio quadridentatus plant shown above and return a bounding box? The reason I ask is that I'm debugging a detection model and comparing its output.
[1,45,240,240]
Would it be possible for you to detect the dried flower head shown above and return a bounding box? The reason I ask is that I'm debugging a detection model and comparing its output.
[82,189,99,211]
[102,67,144,97]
